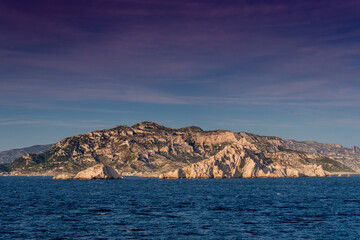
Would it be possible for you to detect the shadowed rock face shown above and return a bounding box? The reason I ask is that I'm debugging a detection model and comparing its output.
[73,164,123,179]
[3,121,356,178]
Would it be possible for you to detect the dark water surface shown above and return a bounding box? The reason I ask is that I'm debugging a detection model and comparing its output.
[1,176,360,239]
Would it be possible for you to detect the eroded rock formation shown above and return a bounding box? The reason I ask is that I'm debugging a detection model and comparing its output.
[73,164,123,179]
[160,144,328,179]
[2,121,355,178]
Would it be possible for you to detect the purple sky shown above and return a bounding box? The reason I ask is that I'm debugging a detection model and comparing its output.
[1,0,360,150]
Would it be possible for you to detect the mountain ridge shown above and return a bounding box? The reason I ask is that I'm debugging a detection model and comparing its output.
[0,144,55,164]
[0,121,357,177]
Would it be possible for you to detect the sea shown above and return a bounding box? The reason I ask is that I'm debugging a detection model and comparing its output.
[1,176,360,239]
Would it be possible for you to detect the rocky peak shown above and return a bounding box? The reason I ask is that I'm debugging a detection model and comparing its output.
[352,146,360,153]
[179,126,203,132]
[108,124,132,132]
[132,121,166,131]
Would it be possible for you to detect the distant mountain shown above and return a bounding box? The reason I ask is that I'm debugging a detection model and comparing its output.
[0,144,55,164]
[281,140,360,172]
[0,122,356,178]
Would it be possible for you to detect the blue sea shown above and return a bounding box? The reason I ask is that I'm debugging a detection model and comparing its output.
[1,176,360,239]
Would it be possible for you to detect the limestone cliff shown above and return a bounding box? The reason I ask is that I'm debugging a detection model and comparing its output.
[5,122,238,175]
[159,144,327,179]
[1,121,355,178]
[73,164,122,180]
[281,140,360,172]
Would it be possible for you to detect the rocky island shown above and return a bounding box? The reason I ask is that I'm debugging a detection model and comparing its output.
[0,121,357,179]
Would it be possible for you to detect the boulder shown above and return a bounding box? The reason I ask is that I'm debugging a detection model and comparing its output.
[53,173,73,180]
[73,164,123,180]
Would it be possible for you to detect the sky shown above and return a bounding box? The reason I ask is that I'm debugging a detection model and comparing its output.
[0,0,360,151]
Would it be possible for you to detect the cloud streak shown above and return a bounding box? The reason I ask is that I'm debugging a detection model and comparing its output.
[0,118,107,128]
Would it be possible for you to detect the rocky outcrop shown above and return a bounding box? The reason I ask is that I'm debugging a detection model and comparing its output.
[159,144,328,179]
[282,140,360,172]
[6,122,242,175]
[352,146,360,153]
[53,173,73,180]
[73,164,123,180]
[2,121,356,178]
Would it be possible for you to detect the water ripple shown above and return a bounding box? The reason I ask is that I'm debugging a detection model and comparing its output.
[1,176,360,239]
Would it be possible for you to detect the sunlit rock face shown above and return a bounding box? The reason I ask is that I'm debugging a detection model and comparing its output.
[5,121,355,178]
[159,144,328,179]
[73,164,123,180]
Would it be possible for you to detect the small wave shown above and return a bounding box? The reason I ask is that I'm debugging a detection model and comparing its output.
[128,228,144,232]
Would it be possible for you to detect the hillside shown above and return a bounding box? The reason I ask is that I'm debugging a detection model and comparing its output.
[282,140,360,172]
[0,144,55,164]
[0,122,355,177]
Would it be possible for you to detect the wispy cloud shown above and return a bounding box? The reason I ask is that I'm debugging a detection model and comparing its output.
[0,81,188,105]
[0,119,107,128]
[2,77,360,107]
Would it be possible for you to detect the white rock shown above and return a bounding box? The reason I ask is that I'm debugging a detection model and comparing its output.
[53,173,73,180]
[73,164,123,180]
[159,144,328,179]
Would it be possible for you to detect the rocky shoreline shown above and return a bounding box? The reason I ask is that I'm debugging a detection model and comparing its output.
[53,164,123,180]
[1,171,357,178]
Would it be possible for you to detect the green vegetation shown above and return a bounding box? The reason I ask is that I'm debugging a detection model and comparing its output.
[208,143,230,156]
[280,149,306,154]
[303,157,354,172]
[265,136,280,140]
[279,149,354,172]
[316,157,354,172]
[0,163,11,172]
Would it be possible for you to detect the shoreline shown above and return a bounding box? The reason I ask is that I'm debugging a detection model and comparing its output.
[1,171,359,178]
[328,172,359,176]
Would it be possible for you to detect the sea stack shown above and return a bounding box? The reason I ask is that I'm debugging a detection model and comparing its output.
[73,164,123,180]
